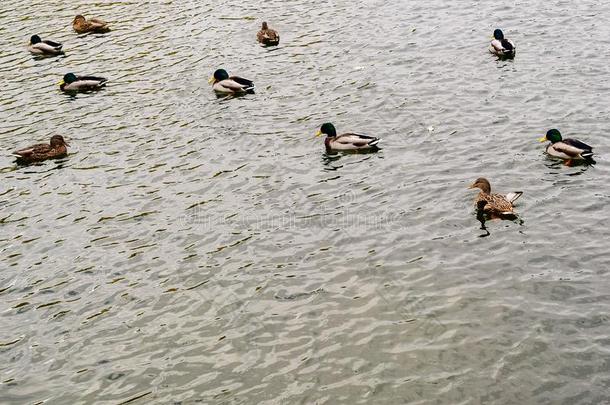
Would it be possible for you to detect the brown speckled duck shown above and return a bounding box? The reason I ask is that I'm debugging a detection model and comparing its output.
[72,15,110,34]
[468,178,522,216]
[315,123,381,152]
[257,22,280,46]
[12,135,69,164]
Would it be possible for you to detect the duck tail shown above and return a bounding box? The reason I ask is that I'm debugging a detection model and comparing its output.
[581,150,594,159]
[369,138,381,146]
[505,191,523,204]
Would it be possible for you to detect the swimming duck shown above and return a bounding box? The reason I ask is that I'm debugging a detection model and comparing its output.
[468,178,522,216]
[28,35,64,56]
[208,69,254,94]
[59,73,107,92]
[490,29,515,58]
[257,22,280,46]
[12,135,69,164]
[538,129,594,161]
[72,15,110,34]
[315,123,381,152]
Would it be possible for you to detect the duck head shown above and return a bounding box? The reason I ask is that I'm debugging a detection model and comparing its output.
[73,15,86,24]
[538,129,562,143]
[315,123,337,138]
[59,73,77,87]
[30,35,42,44]
[50,135,69,148]
[262,22,269,30]
[209,69,229,84]
[493,29,504,40]
[468,178,491,194]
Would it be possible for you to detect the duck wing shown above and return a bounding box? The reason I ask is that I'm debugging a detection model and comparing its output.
[43,39,62,49]
[563,138,592,151]
[331,133,380,150]
[229,76,254,89]
[76,75,107,83]
[552,141,589,157]
[13,143,51,157]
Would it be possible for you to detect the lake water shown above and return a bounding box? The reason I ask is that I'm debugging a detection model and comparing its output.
[1,0,609,403]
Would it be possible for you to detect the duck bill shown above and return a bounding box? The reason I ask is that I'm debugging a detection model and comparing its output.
[208,76,215,84]
[58,80,64,86]
[467,183,476,189]
[315,130,322,137]
[538,136,547,143]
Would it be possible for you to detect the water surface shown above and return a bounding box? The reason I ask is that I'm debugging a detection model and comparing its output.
[1,0,610,403]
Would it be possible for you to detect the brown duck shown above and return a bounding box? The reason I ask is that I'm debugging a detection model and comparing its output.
[468,178,522,216]
[257,22,280,46]
[73,15,110,34]
[12,135,69,164]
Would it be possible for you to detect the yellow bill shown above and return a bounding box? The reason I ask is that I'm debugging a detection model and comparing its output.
[538,136,547,142]
[208,76,214,84]
[315,130,322,137]
[58,80,64,86]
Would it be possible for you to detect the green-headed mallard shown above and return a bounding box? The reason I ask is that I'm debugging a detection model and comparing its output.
[538,129,594,161]
[28,35,64,56]
[468,178,522,216]
[257,22,280,46]
[315,123,381,152]
[72,15,110,34]
[208,69,254,94]
[59,73,107,92]
[12,135,69,164]
[490,29,515,58]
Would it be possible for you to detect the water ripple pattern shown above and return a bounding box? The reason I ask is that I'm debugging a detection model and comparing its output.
[1,0,610,404]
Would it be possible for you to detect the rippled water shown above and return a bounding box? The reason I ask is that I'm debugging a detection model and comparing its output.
[1,0,610,403]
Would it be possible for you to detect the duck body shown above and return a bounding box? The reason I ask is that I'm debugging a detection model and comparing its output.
[469,178,522,216]
[28,35,64,56]
[490,29,515,58]
[316,123,380,153]
[257,22,280,46]
[209,69,254,95]
[12,135,69,164]
[539,129,594,161]
[73,15,110,34]
[60,73,107,92]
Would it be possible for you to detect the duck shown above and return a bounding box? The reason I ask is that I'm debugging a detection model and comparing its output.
[59,73,107,92]
[538,129,594,162]
[208,69,254,94]
[12,135,69,164]
[28,35,64,56]
[489,29,515,58]
[468,178,522,216]
[72,15,110,34]
[257,22,280,46]
[315,123,381,152]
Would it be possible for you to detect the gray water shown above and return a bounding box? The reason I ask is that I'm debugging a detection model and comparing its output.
[1,0,610,403]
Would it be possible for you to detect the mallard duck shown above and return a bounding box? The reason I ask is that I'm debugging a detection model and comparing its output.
[59,73,107,92]
[315,123,381,152]
[257,22,280,46]
[468,178,522,216]
[208,69,254,94]
[72,15,110,34]
[12,135,69,164]
[28,35,64,56]
[490,29,515,58]
[538,129,594,161]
